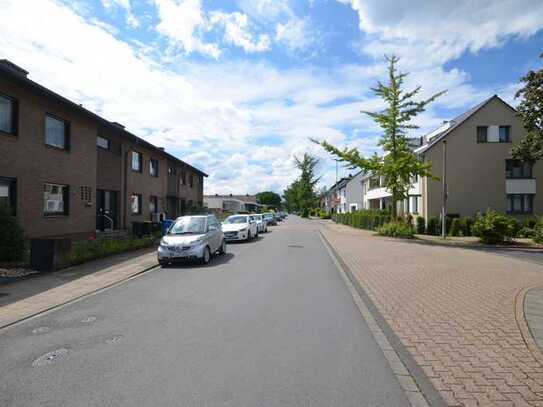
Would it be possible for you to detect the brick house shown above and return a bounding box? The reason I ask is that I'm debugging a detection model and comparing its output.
[0,59,206,239]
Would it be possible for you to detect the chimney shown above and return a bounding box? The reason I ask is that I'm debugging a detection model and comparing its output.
[0,60,29,78]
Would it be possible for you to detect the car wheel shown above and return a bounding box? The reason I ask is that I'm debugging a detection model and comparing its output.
[246,231,252,241]
[159,259,168,267]
[218,239,226,255]
[201,246,211,265]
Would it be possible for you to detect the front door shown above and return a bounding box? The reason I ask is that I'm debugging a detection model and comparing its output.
[96,190,118,231]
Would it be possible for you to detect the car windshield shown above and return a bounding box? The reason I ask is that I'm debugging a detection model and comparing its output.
[168,217,206,235]
[253,215,262,220]
[263,214,272,218]
[224,215,248,224]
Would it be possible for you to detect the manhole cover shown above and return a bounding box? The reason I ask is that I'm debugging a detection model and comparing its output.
[106,335,123,344]
[288,245,304,248]
[32,327,50,334]
[32,349,69,367]
[81,316,96,323]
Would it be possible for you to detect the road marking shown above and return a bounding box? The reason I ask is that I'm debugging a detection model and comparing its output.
[319,231,432,407]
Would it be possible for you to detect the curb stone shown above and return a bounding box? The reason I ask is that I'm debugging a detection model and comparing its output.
[319,230,447,407]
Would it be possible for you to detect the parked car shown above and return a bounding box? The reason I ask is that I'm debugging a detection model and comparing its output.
[263,212,276,226]
[158,215,225,266]
[252,214,268,233]
[222,214,258,241]
[273,212,282,222]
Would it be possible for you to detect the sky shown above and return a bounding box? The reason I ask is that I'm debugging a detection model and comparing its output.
[1,0,542,194]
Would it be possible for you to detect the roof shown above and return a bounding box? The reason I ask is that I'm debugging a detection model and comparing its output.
[415,95,517,154]
[204,194,259,203]
[0,59,208,177]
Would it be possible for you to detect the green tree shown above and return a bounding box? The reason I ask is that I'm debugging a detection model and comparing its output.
[283,154,320,212]
[256,191,282,208]
[512,53,543,163]
[312,55,445,217]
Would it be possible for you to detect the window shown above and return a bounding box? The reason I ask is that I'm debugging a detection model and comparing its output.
[97,136,110,150]
[149,195,158,214]
[369,176,380,190]
[476,126,488,143]
[149,159,159,177]
[0,177,16,214]
[412,174,419,184]
[505,159,532,179]
[43,183,69,216]
[168,166,176,175]
[131,151,142,172]
[181,171,186,185]
[409,196,419,214]
[45,115,69,150]
[190,174,194,187]
[0,94,17,135]
[499,126,511,143]
[477,125,510,143]
[507,194,533,214]
[131,194,142,214]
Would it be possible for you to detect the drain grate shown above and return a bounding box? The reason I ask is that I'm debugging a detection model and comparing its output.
[33,349,69,367]
[106,335,123,344]
[288,245,304,248]
[81,316,96,323]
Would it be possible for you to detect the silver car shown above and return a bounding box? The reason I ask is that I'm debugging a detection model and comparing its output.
[252,214,268,233]
[158,215,226,266]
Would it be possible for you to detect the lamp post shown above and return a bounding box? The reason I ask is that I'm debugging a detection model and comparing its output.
[441,140,447,238]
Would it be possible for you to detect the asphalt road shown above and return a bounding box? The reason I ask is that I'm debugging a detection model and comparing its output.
[0,216,407,407]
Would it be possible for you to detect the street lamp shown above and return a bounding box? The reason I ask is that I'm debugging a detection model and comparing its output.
[441,140,447,238]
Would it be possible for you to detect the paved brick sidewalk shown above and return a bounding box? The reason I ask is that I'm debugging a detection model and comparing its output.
[322,223,543,407]
[0,249,158,330]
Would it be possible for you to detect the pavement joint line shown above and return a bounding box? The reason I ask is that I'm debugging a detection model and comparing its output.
[319,229,447,407]
[0,262,160,333]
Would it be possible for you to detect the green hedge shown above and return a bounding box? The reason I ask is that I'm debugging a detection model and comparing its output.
[70,233,159,266]
[0,206,26,263]
[332,209,391,230]
[377,221,414,238]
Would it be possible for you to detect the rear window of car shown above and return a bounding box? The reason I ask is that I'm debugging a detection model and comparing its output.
[224,215,248,224]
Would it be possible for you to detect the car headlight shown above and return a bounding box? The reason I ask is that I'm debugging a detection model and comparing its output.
[159,239,169,248]
[240,227,248,232]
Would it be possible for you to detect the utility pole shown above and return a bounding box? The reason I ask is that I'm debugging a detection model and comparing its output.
[441,140,447,238]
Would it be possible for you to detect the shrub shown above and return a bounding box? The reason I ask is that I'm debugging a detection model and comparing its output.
[301,208,310,218]
[533,218,543,244]
[377,221,414,238]
[524,217,538,230]
[319,210,331,219]
[472,209,516,244]
[332,209,391,231]
[507,218,522,238]
[518,226,535,239]
[70,234,158,266]
[462,217,474,236]
[415,216,425,234]
[0,206,26,263]
[449,218,462,236]
[426,217,440,236]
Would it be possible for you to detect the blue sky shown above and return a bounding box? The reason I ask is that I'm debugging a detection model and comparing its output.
[1,0,542,193]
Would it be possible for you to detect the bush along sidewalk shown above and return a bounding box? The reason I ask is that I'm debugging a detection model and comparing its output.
[332,209,391,230]
[376,220,414,238]
[69,232,160,266]
[0,206,28,267]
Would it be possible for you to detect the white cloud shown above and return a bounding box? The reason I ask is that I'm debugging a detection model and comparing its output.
[275,17,315,52]
[210,12,270,53]
[101,0,139,28]
[339,0,543,65]
[154,0,221,58]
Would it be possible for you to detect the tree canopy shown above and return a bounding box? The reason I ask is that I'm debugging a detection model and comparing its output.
[512,53,543,163]
[312,55,445,216]
[256,191,282,208]
[283,154,320,213]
